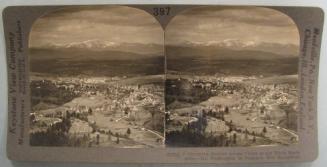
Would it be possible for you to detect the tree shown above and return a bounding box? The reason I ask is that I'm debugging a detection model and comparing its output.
[96,134,100,145]
[208,109,213,115]
[116,136,120,144]
[88,108,93,115]
[233,133,237,144]
[165,112,170,122]
[260,106,265,114]
[126,128,131,135]
[263,127,267,133]
[115,132,119,144]
[66,110,71,119]
[224,107,229,114]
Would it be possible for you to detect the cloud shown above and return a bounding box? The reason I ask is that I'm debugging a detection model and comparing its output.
[30,5,299,56]
[166,6,300,46]
[29,6,164,48]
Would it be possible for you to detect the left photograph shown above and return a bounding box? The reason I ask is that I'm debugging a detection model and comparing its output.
[28,6,165,148]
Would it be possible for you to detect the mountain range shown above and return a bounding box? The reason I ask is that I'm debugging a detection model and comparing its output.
[35,38,298,57]
[180,39,299,56]
[37,39,164,55]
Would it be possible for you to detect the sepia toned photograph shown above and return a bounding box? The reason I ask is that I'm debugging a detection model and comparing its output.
[28,5,301,148]
[28,6,165,148]
[3,4,324,163]
[165,6,300,147]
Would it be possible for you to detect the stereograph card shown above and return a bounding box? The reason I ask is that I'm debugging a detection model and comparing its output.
[2,4,324,163]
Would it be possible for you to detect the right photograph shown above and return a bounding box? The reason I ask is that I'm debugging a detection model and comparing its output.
[164,6,300,147]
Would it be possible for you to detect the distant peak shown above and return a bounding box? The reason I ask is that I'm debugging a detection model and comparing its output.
[179,39,299,56]
[183,39,259,48]
[42,39,119,50]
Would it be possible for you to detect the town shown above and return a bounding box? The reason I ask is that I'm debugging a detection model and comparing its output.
[29,74,165,148]
[165,74,298,147]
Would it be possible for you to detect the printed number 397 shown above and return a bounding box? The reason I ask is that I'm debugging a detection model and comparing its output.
[153,7,170,16]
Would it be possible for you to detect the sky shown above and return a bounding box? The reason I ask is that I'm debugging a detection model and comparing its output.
[165,6,300,46]
[29,6,164,48]
[29,6,300,53]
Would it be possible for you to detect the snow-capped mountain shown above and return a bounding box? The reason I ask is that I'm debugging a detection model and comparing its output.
[43,39,119,50]
[185,39,258,48]
[182,39,298,56]
[37,39,163,55]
